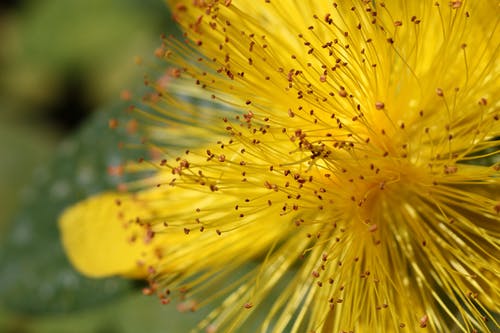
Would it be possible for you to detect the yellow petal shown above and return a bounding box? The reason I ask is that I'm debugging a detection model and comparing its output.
[59,184,296,280]
[59,192,160,278]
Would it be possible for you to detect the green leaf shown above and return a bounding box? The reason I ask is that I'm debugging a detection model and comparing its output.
[0,100,145,314]
[0,121,54,233]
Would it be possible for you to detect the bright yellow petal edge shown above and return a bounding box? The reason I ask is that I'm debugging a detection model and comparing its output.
[59,192,157,278]
[59,186,293,278]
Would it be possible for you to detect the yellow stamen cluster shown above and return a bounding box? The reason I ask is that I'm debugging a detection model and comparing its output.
[61,0,499,332]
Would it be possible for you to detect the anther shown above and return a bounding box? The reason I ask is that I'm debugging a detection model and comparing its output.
[494,203,500,214]
[419,314,429,328]
[375,101,385,110]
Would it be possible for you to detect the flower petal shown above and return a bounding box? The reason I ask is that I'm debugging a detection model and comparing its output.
[59,192,161,278]
[59,185,297,281]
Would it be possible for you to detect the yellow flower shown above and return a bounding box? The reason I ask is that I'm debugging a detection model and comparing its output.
[60,0,499,332]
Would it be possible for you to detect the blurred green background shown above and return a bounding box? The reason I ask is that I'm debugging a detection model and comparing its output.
[0,0,165,227]
[0,0,207,331]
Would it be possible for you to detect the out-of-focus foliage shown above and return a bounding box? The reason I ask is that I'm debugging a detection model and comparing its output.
[0,0,171,125]
[0,0,199,332]
[0,0,173,228]
[0,101,140,314]
[0,293,208,333]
